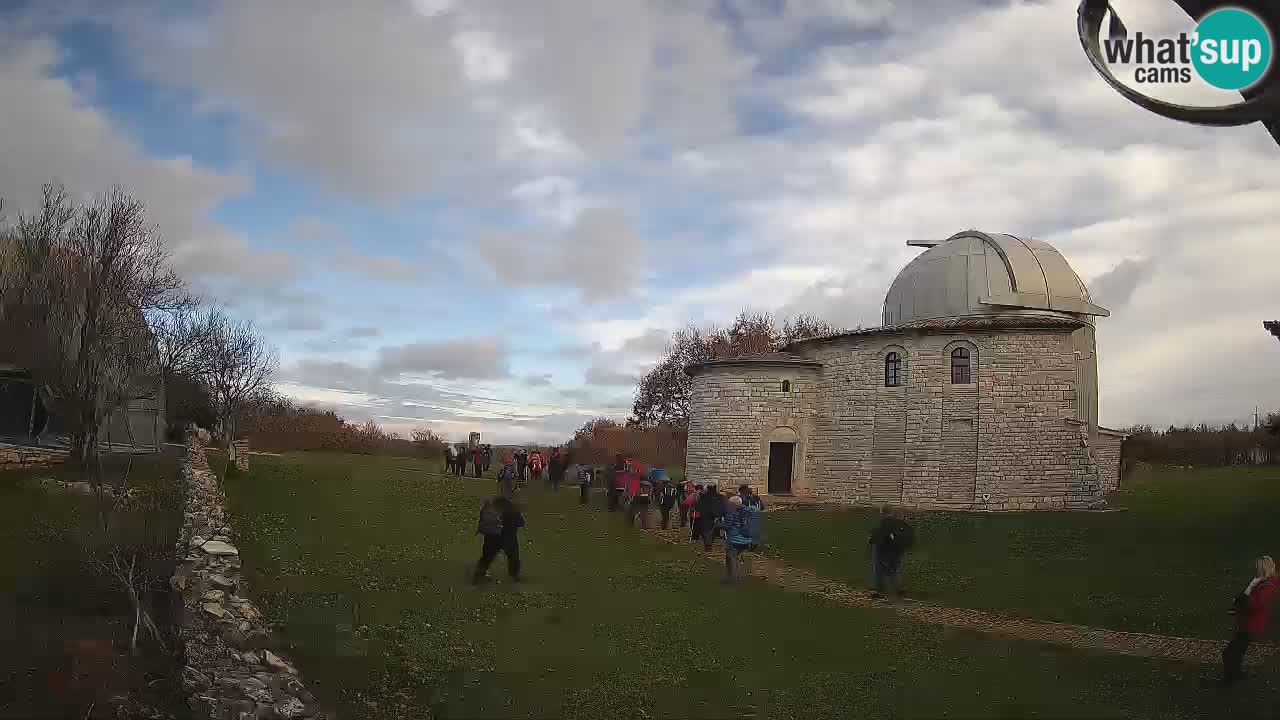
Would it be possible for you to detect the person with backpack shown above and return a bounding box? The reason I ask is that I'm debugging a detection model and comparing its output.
[656,477,679,529]
[529,450,544,485]
[677,479,695,528]
[497,457,517,499]
[628,470,655,528]
[739,484,764,511]
[717,494,760,584]
[696,485,725,550]
[687,484,704,541]
[869,505,914,599]
[1223,555,1278,686]
[473,496,525,583]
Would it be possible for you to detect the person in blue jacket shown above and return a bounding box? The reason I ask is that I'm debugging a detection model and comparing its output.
[717,495,760,584]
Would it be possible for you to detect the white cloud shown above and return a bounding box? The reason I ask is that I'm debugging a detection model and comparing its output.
[0,37,296,301]
[478,207,645,302]
[510,175,589,226]
[14,0,1278,444]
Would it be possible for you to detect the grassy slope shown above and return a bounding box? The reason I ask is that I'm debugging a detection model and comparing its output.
[764,465,1280,640]
[0,455,183,718]
[225,453,1278,719]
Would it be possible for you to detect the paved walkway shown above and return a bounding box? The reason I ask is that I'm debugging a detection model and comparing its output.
[643,523,1276,668]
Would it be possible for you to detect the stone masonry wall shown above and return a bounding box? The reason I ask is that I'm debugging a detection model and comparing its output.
[781,328,1103,510]
[685,366,820,496]
[172,433,329,720]
[0,444,66,470]
[1095,428,1126,492]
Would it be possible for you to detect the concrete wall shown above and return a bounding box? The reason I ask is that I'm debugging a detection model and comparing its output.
[688,327,1109,511]
[685,366,820,495]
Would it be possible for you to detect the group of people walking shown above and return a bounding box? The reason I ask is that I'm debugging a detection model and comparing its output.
[464,447,1277,686]
[587,453,767,583]
[445,443,492,477]
[445,443,573,490]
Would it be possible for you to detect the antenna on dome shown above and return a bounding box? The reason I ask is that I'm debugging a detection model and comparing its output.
[905,239,943,248]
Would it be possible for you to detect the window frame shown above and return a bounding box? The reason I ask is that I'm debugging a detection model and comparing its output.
[884,351,901,387]
[950,347,972,385]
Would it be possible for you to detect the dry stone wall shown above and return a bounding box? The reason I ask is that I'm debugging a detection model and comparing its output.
[231,440,250,472]
[1095,428,1126,491]
[172,433,329,720]
[0,444,66,470]
[688,326,1109,511]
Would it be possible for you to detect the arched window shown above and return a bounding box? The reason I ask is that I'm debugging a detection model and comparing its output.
[781,380,791,393]
[884,352,901,387]
[951,347,972,384]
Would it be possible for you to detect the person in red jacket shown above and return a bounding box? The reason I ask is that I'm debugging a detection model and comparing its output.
[1223,555,1277,686]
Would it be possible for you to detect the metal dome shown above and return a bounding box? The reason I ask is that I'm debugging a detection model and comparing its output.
[882,230,1109,326]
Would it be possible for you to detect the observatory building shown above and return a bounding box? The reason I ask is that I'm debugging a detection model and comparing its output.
[684,230,1126,511]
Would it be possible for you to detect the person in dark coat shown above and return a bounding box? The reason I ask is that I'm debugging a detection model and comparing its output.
[695,485,726,550]
[549,449,564,492]
[1223,555,1278,686]
[606,454,624,512]
[473,496,525,583]
[869,505,914,598]
[577,464,593,504]
[516,450,528,483]
[657,478,679,529]
[739,484,764,510]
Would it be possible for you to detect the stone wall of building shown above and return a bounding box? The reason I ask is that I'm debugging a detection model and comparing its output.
[172,433,328,720]
[1095,427,1127,492]
[690,327,1108,510]
[685,365,820,495]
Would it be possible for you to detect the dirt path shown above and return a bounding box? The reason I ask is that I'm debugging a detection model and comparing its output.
[643,524,1276,668]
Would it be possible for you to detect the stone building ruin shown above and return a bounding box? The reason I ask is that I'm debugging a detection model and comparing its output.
[685,230,1127,511]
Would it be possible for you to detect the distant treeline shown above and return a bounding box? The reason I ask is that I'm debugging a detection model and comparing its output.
[565,418,688,470]
[1122,415,1280,467]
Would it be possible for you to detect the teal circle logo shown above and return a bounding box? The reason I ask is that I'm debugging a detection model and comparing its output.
[1191,8,1273,91]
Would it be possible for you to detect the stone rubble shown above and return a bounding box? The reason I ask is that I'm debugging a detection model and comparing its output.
[171,432,330,719]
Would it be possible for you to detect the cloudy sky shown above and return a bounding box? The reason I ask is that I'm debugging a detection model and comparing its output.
[1,0,1277,443]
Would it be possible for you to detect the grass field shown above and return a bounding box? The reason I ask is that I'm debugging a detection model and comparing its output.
[222,452,1280,719]
[764,465,1280,640]
[0,454,184,719]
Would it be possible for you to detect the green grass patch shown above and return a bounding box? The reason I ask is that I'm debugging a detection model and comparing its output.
[764,465,1280,640]
[0,453,184,718]
[223,453,1279,719]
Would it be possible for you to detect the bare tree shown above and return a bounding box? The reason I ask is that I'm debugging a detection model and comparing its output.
[204,314,278,469]
[4,186,184,470]
[628,312,845,428]
[149,296,223,380]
